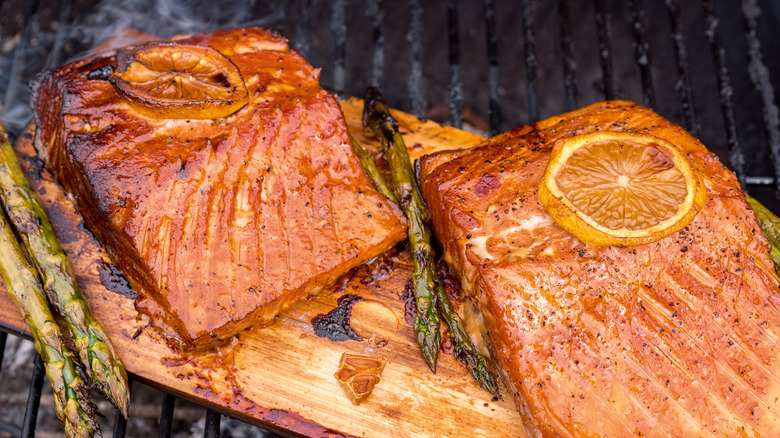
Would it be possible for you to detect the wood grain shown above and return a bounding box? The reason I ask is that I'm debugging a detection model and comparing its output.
[0,97,525,437]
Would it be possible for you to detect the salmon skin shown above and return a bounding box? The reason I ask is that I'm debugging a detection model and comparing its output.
[32,27,406,349]
[419,101,780,437]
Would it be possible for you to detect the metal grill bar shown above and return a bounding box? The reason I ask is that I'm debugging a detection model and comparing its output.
[0,332,21,437]
[665,0,700,137]
[594,0,616,100]
[484,0,501,136]
[1,0,39,134]
[447,0,463,129]
[330,0,347,95]
[628,0,656,108]
[0,331,6,371]
[113,408,128,438]
[158,392,176,438]
[368,0,384,89]
[702,0,746,184]
[204,409,221,438]
[406,0,425,116]
[558,0,579,111]
[741,0,780,194]
[112,379,131,438]
[292,0,313,59]
[521,0,539,123]
[21,354,45,438]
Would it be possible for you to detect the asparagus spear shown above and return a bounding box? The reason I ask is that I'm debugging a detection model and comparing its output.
[351,131,501,396]
[362,87,441,372]
[0,122,129,416]
[361,87,501,397]
[435,277,501,398]
[350,133,398,204]
[0,207,99,438]
[770,245,780,272]
[746,194,780,273]
[747,194,780,245]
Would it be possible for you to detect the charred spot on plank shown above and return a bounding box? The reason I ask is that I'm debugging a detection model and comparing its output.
[97,260,137,299]
[20,154,46,179]
[401,278,417,325]
[311,294,364,342]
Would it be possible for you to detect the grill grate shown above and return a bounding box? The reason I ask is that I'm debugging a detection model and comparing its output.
[1,0,780,436]
[447,0,463,129]
[665,0,698,137]
[558,0,578,112]
[112,385,129,438]
[704,0,748,187]
[158,393,177,438]
[593,0,617,102]
[484,0,501,136]
[21,356,45,438]
[520,0,539,123]
[742,0,780,194]
[628,0,655,109]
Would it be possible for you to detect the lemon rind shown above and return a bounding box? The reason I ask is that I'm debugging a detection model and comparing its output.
[539,132,706,247]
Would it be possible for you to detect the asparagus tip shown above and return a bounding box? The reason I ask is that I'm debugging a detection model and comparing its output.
[83,329,130,417]
[362,86,398,132]
[56,356,101,437]
[464,354,502,400]
[415,315,441,373]
[104,371,130,418]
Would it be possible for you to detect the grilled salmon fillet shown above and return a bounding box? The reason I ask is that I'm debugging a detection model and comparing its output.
[419,101,780,437]
[32,27,406,349]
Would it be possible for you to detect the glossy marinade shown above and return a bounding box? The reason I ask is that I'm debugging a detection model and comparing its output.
[419,101,780,437]
[32,27,407,349]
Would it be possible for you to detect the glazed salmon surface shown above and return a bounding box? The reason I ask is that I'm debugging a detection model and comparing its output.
[32,28,406,349]
[419,101,780,437]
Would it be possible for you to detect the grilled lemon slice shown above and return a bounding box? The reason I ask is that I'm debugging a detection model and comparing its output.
[110,42,248,120]
[538,132,706,247]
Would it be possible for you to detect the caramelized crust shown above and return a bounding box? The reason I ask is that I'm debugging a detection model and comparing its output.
[33,28,406,349]
[419,101,780,436]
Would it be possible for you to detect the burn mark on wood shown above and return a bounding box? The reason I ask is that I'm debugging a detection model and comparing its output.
[402,278,416,325]
[96,260,137,299]
[311,294,363,342]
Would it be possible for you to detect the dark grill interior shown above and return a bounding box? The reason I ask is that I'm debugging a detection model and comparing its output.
[1,0,779,436]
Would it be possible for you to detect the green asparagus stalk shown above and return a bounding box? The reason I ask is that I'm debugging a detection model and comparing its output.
[747,194,780,245]
[0,122,129,416]
[351,128,500,396]
[746,194,780,274]
[361,87,501,397]
[435,278,501,398]
[362,87,441,372]
[349,133,399,204]
[0,208,99,438]
[770,245,780,272]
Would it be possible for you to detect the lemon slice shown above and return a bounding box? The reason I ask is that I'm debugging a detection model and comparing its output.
[538,132,706,247]
[110,42,249,119]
